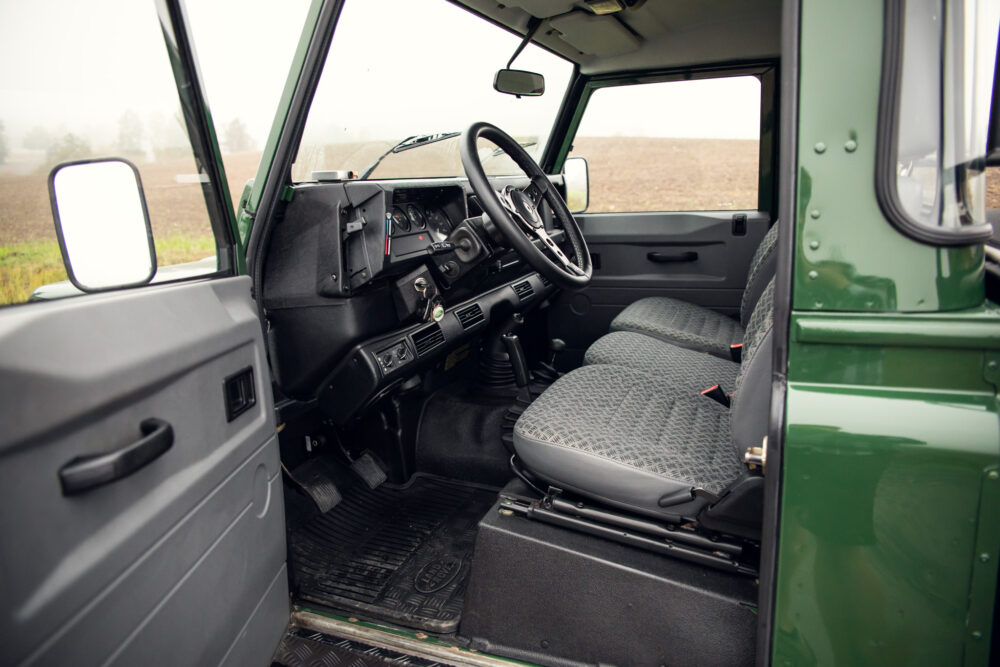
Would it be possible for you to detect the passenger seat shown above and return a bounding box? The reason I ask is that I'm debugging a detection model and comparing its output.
[604,222,779,359]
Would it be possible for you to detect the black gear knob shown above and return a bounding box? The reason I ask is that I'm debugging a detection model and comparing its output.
[548,338,566,365]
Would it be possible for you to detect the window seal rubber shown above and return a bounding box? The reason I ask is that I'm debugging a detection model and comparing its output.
[874,0,993,246]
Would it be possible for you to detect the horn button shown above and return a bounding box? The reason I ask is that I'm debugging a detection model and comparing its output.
[504,186,543,229]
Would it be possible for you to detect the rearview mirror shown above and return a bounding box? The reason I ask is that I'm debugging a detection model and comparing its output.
[49,159,157,292]
[494,69,545,97]
[563,156,589,213]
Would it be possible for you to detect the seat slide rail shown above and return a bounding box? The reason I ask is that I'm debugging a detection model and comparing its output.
[498,488,758,577]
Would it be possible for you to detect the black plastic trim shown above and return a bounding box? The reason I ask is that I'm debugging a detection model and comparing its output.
[874,0,993,246]
[316,272,554,425]
[756,0,798,664]
[247,0,346,324]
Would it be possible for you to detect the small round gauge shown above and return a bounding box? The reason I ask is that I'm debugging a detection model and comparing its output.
[406,204,426,230]
[390,206,410,234]
[425,208,452,242]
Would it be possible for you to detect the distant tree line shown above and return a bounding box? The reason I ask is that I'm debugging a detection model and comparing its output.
[7,111,257,167]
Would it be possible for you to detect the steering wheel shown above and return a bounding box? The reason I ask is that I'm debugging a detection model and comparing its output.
[460,122,592,290]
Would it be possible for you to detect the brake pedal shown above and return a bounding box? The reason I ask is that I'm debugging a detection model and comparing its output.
[351,452,388,490]
[286,459,343,513]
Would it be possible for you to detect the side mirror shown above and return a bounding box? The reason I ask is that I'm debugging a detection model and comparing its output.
[494,69,545,97]
[563,156,589,213]
[48,158,156,292]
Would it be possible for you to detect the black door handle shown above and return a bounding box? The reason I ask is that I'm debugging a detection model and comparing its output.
[647,251,698,263]
[59,418,174,495]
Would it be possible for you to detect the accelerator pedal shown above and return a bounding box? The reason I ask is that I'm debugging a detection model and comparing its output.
[285,459,343,514]
[351,452,388,490]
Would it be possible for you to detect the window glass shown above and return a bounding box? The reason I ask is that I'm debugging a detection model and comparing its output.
[893,0,1000,231]
[292,0,574,182]
[0,0,222,306]
[185,0,311,207]
[568,76,761,213]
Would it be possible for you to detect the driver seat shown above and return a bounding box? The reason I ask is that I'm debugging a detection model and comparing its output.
[511,281,775,537]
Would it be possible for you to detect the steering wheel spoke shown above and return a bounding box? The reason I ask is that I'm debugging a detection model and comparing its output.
[530,226,585,276]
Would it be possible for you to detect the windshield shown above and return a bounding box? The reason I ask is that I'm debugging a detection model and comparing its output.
[292,0,574,182]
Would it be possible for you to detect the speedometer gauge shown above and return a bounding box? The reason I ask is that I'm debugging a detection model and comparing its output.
[425,208,451,242]
[390,207,410,233]
[406,205,426,230]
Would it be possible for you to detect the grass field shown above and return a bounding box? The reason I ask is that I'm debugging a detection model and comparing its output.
[1,140,999,305]
[0,151,260,304]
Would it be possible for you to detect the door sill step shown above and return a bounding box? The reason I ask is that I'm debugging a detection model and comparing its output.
[288,610,518,667]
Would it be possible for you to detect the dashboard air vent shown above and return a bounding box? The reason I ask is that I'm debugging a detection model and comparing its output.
[538,273,551,287]
[411,323,445,356]
[455,303,485,330]
[513,280,534,301]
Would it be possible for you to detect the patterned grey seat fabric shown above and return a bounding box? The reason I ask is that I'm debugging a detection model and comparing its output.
[512,364,744,519]
[513,280,776,523]
[608,222,779,358]
[608,297,744,358]
[584,331,738,392]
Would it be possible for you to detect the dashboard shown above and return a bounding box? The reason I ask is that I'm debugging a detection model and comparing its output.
[261,174,566,418]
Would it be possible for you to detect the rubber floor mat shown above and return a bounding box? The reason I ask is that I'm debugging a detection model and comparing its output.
[289,475,497,633]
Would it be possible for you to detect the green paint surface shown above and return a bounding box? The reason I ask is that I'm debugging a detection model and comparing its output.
[776,0,1000,663]
[792,0,983,314]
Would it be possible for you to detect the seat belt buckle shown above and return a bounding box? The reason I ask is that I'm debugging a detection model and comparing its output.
[729,343,743,362]
[700,384,731,408]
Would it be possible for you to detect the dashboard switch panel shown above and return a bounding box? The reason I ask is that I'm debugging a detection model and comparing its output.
[375,339,413,376]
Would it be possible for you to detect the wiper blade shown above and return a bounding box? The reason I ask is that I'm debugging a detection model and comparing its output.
[359,132,460,180]
[489,140,536,157]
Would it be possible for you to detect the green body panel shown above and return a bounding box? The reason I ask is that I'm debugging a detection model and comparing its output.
[792,0,984,314]
[777,0,1000,663]
[775,362,999,665]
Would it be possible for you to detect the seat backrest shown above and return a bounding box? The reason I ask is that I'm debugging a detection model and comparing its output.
[739,222,780,327]
[731,278,775,454]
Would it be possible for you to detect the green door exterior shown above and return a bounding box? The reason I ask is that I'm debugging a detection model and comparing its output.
[773,0,1000,664]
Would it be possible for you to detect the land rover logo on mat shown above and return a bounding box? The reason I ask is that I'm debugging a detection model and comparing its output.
[414,556,463,593]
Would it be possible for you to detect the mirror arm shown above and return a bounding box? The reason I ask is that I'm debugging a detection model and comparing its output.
[506,17,544,69]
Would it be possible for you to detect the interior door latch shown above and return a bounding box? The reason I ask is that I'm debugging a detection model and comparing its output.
[224,366,256,422]
[732,213,747,236]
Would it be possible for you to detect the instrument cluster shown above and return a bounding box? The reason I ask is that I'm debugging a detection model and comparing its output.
[389,203,453,242]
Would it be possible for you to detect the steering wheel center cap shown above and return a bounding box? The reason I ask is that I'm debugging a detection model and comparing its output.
[507,187,542,228]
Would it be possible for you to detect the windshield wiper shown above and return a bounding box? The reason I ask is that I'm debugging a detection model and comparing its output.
[359,132,460,180]
[489,140,536,157]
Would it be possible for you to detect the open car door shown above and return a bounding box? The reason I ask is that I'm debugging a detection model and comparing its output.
[0,1,288,664]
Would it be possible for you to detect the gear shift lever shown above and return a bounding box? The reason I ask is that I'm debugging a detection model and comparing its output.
[548,338,566,366]
[501,333,531,390]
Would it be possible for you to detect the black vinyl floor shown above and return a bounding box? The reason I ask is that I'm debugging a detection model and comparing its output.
[415,382,514,487]
[288,475,497,633]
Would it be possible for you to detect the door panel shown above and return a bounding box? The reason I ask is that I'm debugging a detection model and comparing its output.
[549,211,770,356]
[0,277,286,666]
